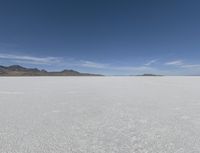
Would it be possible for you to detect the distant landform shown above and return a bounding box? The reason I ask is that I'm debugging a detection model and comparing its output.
[0,65,102,76]
[137,74,163,76]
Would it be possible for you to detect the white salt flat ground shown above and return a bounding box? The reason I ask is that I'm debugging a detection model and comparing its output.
[0,77,200,153]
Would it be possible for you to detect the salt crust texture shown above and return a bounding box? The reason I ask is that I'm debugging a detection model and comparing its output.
[0,77,200,153]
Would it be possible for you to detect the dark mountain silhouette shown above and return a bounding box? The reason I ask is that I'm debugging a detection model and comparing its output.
[0,65,102,76]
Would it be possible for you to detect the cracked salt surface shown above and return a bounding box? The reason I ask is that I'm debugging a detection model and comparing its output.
[0,77,200,153]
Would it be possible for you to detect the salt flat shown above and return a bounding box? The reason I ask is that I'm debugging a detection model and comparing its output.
[0,77,200,153]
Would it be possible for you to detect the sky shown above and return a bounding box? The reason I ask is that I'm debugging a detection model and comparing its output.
[0,0,200,75]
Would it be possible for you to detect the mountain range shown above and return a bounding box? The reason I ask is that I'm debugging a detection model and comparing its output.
[0,65,102,76]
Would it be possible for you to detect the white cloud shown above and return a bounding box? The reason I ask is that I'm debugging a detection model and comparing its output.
[144,59,158,66]
[4,53,200,75]
[165,60,183,66]
[113,66,152,71]
[110,65,163,75]
[79,60,107,68]
[181,64,200,68]
[165,60,200,70]
[78,61,156,72]
[0,53,61,65]
[76,60,165,75]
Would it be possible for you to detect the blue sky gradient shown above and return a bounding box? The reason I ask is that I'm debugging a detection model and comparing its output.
[0,0,200,75]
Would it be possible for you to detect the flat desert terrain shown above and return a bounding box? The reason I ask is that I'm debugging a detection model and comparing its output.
[0,77,200,153]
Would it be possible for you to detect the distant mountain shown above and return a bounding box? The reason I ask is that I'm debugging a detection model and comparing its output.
[0,65,102,76]
[137,74,163,76]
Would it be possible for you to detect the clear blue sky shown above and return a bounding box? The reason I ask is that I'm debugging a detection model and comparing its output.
[0,0,200,75]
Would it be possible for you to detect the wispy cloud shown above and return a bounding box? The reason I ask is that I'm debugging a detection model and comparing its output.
[165,60,183,66]
[144,59,158,66]
[0,53,61,65]
[79,60,108,68]
[73,60,160,75]
[113,66,153,71]
[78,60,155,72]
[181,64,200,68]
[4,53,199,75]
[82,59,166,74]
[165,60,200,69]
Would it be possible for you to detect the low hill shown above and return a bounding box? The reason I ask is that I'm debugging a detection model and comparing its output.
[0,65,102,76]
[137,74,163,76]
